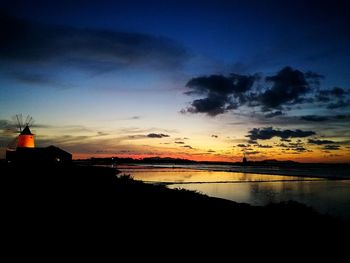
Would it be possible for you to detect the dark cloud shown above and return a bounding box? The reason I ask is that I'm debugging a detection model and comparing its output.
[182,66,327,116]
[97,131,109,136]
[128,116,141,120]
[211,134,218,138]
[0,12,188,77]
[294,147,307,152]
[300,115,328,122]
[237,144,248,147]
[182,145,193,149]
[308,139,336,145]
[147,133,170,138]
[264,111,283,118]
[330,87,347,97]
[322,145,340,150]
[316,87,350,109]
[317,87,347,102]
[247,127,315,141]
[175,141,185,144]
[327,100,350,109]
[277,140,309,152]
[245,151,260,155]
[207,149,216,153]
[256,144,273,148]
[258,67,321,109]
[334,115,350,120]
[182,73,257,116]
[280,138,292,142]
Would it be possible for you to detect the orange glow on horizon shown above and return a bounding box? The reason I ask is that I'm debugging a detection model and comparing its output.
[72,151,350,163]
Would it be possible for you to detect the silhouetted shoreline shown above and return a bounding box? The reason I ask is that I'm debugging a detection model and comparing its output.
[75,157,350,179]
[2,162,348,241]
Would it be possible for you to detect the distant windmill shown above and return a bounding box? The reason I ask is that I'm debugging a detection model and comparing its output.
[7,114,35,149]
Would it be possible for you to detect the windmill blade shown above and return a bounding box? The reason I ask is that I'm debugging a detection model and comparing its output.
[25,115,30,126]
[25,115,34,127]
[19,114,23,128]
[16,114,22,132]
[28,116,34,126]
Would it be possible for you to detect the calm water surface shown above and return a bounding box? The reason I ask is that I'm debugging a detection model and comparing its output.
[118,165,350,221]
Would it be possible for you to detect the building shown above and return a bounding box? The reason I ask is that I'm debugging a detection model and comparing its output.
[6,125,72,165]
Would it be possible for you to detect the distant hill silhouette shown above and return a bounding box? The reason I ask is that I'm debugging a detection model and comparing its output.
[76,156,350,168]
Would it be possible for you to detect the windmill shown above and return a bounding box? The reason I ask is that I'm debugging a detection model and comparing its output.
[7,114,35,149]
[6,114,72,165]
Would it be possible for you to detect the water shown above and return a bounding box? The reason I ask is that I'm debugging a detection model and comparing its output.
[117,164,350,221]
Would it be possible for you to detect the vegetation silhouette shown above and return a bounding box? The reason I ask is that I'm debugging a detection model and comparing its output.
[2,161,347,244]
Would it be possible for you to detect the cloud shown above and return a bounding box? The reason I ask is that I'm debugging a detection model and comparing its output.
[182,145,194,149]
[264,111,284,118]
[182,66,327,116]
[327,100,350,109]
[293,147,307,152]
[330,87,347,97]
[280,138,291,142]
[258,67,321,109]
[246,127,316,141]
[315,87,350,109]
[182,73,257,116]
[300,115,329,122]
[0,12,189,79]
[308,139,336,145]
[245,151,260,155]
[147,133,170,138]
[128,116,141,120]
[322,145,340,150]
[334,115,350,120]
[0,120,12,129]
[211,134,218,138]
[316,87,347,102]
[256,144,273,148]
[175,141,185,144]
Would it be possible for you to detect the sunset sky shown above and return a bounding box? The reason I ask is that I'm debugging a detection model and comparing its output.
[1,0,350,162]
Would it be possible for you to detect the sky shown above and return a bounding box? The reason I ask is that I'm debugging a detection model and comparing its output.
[0,0,350,162]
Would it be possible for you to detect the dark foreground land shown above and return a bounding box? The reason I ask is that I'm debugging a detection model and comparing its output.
[1,163,348,247]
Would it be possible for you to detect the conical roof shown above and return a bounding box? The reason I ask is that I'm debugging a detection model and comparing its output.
[21,125,33,135]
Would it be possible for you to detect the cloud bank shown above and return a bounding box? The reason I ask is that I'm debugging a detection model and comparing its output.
[182,66,349,116]
[0,12,189,82]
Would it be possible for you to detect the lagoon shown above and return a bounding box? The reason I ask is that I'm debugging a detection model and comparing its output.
[118,165,350,221]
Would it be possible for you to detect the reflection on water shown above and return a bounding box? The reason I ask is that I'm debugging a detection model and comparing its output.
[168,180,350,221]
[120,167,321,183]
[119,166,350,221]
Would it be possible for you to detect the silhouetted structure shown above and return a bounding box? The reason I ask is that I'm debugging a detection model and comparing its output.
[6,145,72,165]
[242,153,248,166]
[17,125,35,148]
[6,117,72,165]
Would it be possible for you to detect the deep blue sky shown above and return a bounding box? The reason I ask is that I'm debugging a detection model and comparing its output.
[4,0,350,73]
[0,0,349,161]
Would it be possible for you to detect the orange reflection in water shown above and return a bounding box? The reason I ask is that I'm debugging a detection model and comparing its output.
[120,167,321,184]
